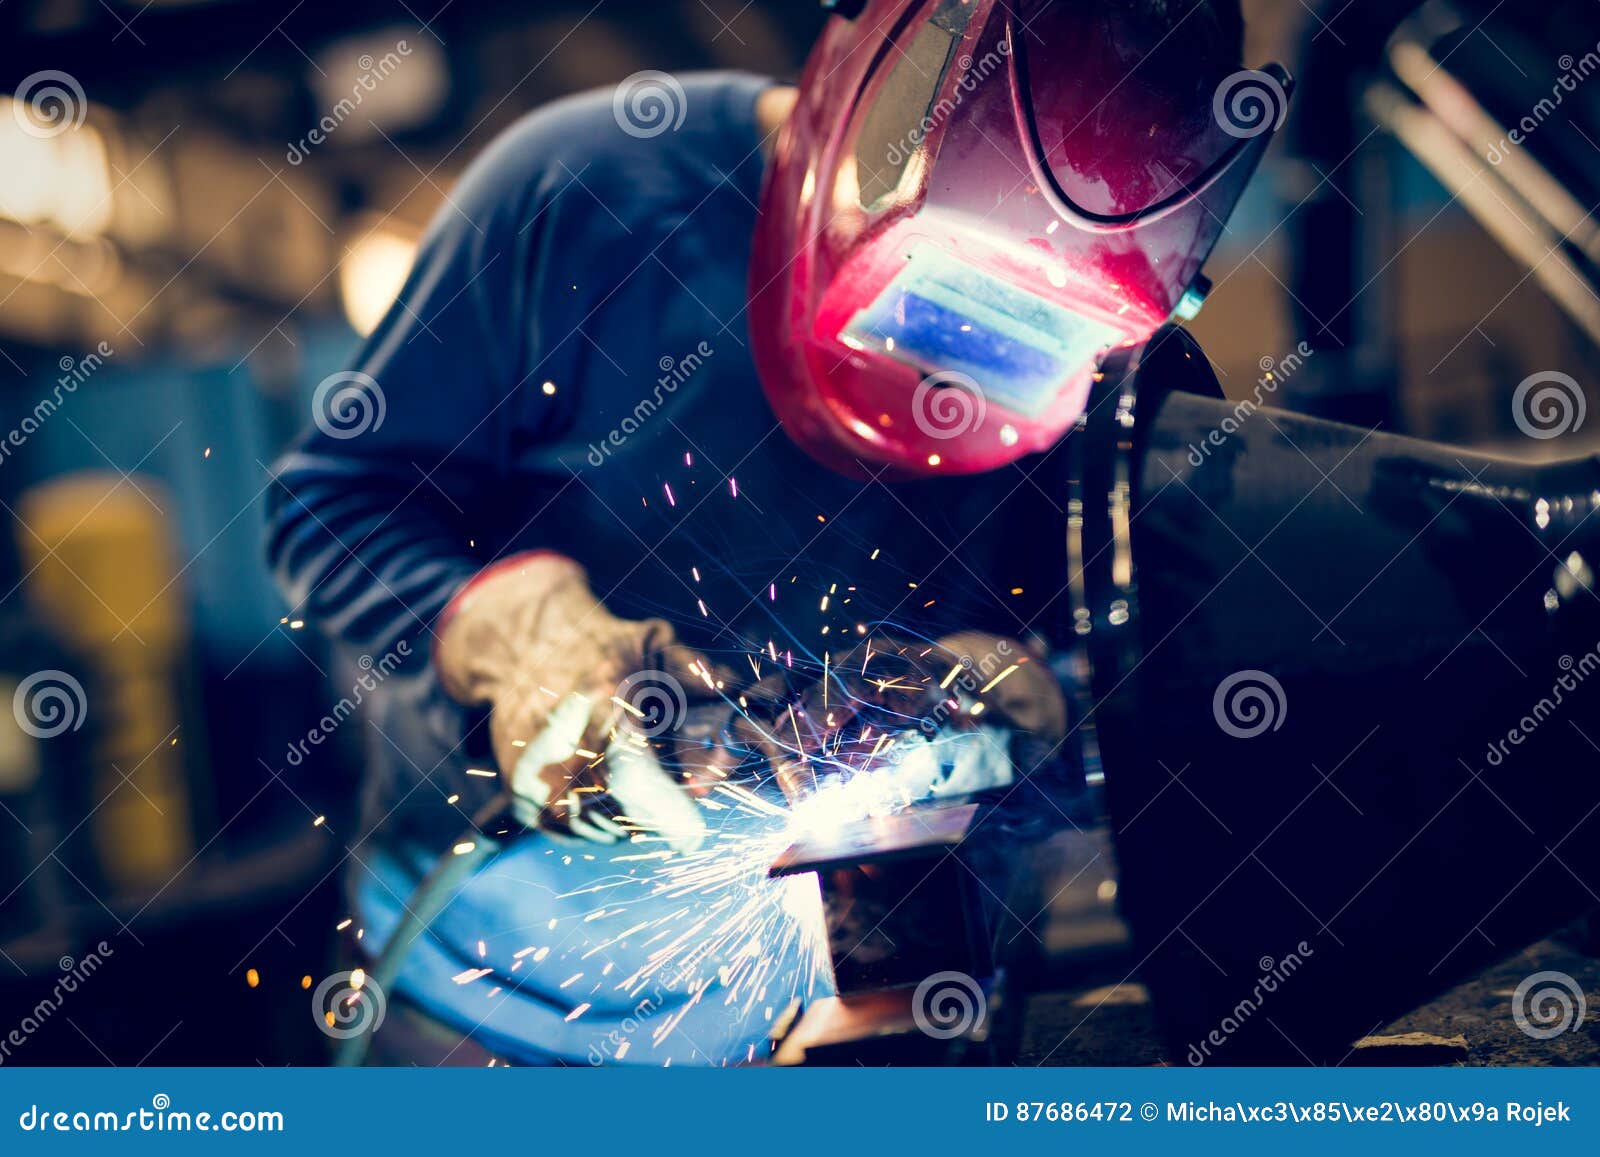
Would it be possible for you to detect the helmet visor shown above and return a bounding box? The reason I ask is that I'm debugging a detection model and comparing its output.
[1011,0,1273,220]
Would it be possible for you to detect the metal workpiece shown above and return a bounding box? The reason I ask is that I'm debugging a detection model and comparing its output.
[1065,337,1600,1063]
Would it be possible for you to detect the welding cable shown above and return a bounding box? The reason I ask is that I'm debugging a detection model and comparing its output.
[333,812,507,1067]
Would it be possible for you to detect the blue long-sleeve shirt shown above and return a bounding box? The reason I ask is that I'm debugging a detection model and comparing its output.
[265,72,1065,1063]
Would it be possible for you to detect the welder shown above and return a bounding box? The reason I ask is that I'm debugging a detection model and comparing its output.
[265,0,1276,1064]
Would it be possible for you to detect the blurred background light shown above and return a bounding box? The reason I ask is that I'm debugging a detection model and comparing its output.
[339,221,418,337]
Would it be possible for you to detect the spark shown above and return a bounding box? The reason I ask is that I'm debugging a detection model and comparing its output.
[665,483,676,507]
[453,841,478,855]
[980,665,1020,693]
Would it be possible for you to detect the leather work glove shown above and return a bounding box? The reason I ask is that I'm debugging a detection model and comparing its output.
[434,552,731,842]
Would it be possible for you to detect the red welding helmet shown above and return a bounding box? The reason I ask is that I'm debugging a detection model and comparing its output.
[749,0,1292,478]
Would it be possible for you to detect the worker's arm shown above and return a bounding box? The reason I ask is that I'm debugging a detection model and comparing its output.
[264,89,742,835]
[263,112,548,663]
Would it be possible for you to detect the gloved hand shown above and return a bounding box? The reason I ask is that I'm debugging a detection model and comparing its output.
[514,693,709,850]
[433,552,728,842]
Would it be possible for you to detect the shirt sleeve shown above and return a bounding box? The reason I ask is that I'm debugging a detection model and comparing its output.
[264,106,569,661]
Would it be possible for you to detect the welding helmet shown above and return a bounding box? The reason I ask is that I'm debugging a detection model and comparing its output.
[749,0,1292,477]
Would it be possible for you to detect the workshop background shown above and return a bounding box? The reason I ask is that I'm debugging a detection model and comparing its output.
[0,0,1596,1066]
